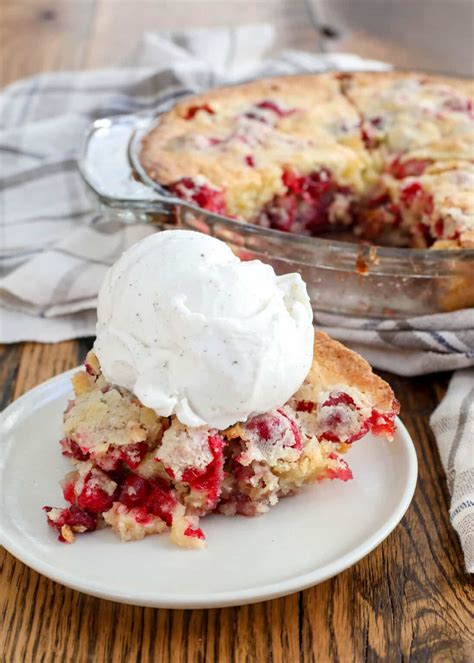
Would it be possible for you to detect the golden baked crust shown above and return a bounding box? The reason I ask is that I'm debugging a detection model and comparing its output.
[141,73,368,220]
[343,71,474,164]
[301,330,399,415]
[140,71,473,248]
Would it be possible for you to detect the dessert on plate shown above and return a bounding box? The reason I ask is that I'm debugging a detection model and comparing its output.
[140,72,474,249]
[44,230,399,549]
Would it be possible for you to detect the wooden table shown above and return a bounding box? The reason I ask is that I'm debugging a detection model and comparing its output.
[1,3,472,661]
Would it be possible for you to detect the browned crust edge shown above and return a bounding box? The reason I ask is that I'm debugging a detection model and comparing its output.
[139,72,343,184]
[310,330,399,415]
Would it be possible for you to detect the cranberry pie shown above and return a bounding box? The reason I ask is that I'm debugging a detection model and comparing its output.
[140,72,474,249]
[45,332,399,549]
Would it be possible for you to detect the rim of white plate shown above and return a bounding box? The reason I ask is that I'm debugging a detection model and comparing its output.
[0,368,418,609]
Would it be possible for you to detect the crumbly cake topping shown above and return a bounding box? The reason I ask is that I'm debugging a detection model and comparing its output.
[103,503,167,542]
[236,409,302,466]
[156,420,214,480]
[65,365,163,453]
[343,72,474,161]
[140,72,473,248]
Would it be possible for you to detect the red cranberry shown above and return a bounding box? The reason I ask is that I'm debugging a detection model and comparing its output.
[120,442,148,469]
[184,525,205,540]
[177,177,195,190]
[170,179,227,215]
[282,168,305,195]
[370,116,383,128]
[62,482,76,504]
[277,409,302,450]
[325,453,353,481]
[245,154,255,167]
[183,104,214,120]
[76,472,117,514]
[346,418,371,444]
[369,410,397,439]
[361,126,376,148]
[60,438,89,462]
[434,218,444,238]
[296,400,315,413]
[43,505,97,536]
[181,434,225,505]
[145,480,176,526]
[246,415,272,441]
[322,392,356,408]
[118,474,151,508]
[246,411,301,450]
[389,158,431,179]
[66,505,98,531]
[261,195,298,232]
[400,182,434,215]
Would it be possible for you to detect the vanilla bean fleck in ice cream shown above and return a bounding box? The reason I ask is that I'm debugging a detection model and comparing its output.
[94,230,314,428]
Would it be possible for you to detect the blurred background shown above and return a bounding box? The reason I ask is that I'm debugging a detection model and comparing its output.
[2,0,473,87]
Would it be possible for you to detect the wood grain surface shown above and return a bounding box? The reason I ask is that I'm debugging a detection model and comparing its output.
[1,2,473,662]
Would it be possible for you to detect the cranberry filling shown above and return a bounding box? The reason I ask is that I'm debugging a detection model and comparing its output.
[400,182,434,216]
[170,178,227,215]
[183,104,215,120]
[361,126,379,149]
[118,474,151,508]
[322,392,356,408]
[67,470,118,514]
[90,441,149,473]
[181,434,225,506]
[60,438,89,461]
[296,400,315,413]
[369,410,397,439]
[84,362,96,376]
[256,100,292,116]
[244,99,294,122]
[77,484,115,514]
[325,453,353,482]
[120,442,148,469]
[258,167,351,234]
[62,481,76,504]
[113,473,176,526]
[318,391,396,444]
[184,525,206,540]
[144,480,177,526]
[277,409,302,450]
[44,504,98,540]
[434,218,444,238]
[245,410,302,451]
[389,157,432,179]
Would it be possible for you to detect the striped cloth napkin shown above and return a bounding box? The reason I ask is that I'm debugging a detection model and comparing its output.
[0,26,472,571]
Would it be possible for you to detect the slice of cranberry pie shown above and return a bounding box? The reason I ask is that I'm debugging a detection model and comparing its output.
[44,332,399,549]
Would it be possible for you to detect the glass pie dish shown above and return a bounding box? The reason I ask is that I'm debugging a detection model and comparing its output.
[78,112,474,319]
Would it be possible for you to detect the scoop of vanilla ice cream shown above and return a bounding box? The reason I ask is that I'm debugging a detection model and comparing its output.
[94,230,314,429]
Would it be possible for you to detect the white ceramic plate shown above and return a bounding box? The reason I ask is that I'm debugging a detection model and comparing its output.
[0,369,417,609]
